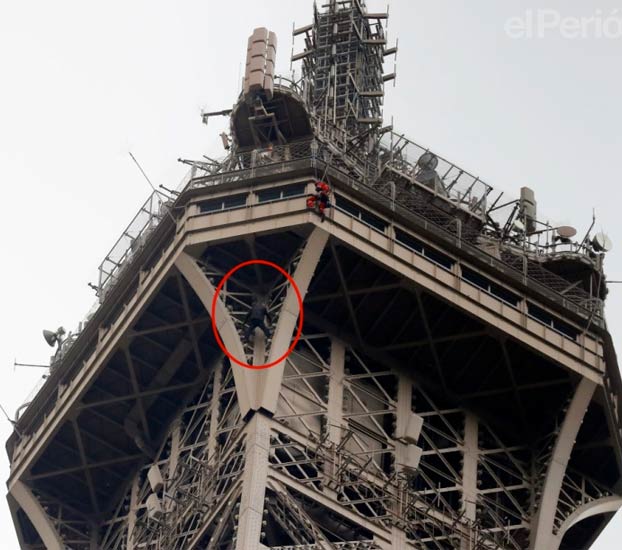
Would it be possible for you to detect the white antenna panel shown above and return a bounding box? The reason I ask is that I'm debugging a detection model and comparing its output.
[244,28,278,100]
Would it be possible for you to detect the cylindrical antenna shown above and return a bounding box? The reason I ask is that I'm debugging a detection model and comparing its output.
[129,151,157,194]
[128,152,177,224]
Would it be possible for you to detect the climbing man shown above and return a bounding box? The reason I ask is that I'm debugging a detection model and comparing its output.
[306,180,331,221]
[243,295,272,342]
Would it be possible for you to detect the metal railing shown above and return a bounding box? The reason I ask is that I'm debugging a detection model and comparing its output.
[184,138,601,317]
[379,131,494,218]
[97,191,168,298]
[188,136,493,220]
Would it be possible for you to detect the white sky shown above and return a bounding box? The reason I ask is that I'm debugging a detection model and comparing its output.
[0,1,621,548]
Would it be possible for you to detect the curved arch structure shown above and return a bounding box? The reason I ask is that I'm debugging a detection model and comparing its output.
[530,378,598,550]
[10,481,64,550]
[554,496,622,546]
[175,251,253,416]
[175,227,328,418]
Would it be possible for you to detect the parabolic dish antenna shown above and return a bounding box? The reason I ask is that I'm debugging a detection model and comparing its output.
[592,232,613,253]
[417,152,439,171]
[557,226,577,239]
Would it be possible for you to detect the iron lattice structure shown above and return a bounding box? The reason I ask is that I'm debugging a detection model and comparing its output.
[6,1,622,550]
[295,0,389,138]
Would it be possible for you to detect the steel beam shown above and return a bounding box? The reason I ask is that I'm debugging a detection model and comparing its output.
[10,480,64,550]
[530,378,597,549]
[256,227,329,413]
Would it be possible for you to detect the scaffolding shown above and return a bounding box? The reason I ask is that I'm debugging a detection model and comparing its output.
[295,0,393,144]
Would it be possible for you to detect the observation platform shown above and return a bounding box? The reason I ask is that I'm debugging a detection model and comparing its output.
[6,146,622,549]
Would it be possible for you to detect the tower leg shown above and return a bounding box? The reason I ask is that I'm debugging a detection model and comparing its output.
[530,378,596,550]
[236,413,271,550]
[461,413,479,549]
[9,481,64,550]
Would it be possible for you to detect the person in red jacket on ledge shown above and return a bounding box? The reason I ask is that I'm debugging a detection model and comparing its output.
[306,180,331,221]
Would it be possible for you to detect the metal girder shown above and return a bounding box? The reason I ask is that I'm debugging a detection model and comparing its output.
[79,380,198,410]
[379,330,488,352]
[10,481,64,550]
[500,339,529,437]
[176,251,252,416]
[306,283,402,304]
[553,495,622,546]
[530,378,597,549]
[123,348,151,442]
[27,453,144,481]
[248,228,331,413]
[130,315,210,338]
[457,378,569,400]
[176,273,206,372]
[330,242,364,345]
[415,290,447,391]
[72,420,100,516]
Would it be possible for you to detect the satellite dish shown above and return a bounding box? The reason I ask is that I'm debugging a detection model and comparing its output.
[556,226,577,239]
[592,232,613,253]
[417,152,439,171]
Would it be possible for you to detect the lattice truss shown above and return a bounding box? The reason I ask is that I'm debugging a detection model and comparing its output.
[532,397,616,540]
[18,495,93,550]
[98,361,244,550]
[268,333,534,549]
[198,239,306,365]
[77,328,613,550]
[23,231,616,549]
[296,0,389,136]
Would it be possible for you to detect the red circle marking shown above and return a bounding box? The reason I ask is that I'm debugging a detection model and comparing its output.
[210,259,304,370]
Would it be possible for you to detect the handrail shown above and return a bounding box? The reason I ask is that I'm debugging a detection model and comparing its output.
[97,191,167,297]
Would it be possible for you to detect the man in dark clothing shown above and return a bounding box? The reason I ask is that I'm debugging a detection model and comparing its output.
[243,297,272,342]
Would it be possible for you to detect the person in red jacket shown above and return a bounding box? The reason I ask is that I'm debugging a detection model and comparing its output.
[307,180,331,221]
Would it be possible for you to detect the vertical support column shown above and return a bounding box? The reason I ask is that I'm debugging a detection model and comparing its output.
[207,361,224,461]
[390,528,409,550]
[236,413,271,550]
[392,374,416,550]
[462,412,479,549]
[395,375,412,475]
[253,332,267,368]
[530,378,596,550]
[168,420,181,481]
[127,477,139,550]
[90,524,100,549]
[327,337,345,445]
[325,337,345,495]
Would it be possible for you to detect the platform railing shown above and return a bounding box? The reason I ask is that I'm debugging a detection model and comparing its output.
[379,131,494,218]
[188,136,492,219]
[97,191,168,298]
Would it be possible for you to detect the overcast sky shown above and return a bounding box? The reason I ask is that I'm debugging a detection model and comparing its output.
[0,1,621,548]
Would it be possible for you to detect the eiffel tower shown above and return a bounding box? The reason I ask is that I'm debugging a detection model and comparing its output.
[6,1,622,549]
